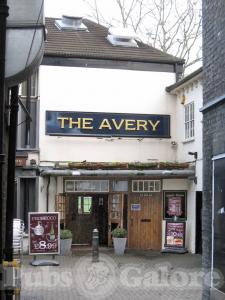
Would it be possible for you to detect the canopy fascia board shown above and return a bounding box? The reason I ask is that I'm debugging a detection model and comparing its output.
[39,168,195,178]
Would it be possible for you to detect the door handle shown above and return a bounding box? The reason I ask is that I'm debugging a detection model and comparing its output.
[131,218,134,226]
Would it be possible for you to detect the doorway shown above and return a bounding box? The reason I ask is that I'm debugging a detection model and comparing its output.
[108,193,128,246]
[128,193,162,250]
[66,194,108,245]
[196,191,202,254]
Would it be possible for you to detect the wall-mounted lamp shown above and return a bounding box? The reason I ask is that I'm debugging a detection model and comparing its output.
[171,141,177,146]
[188,151,198,160]
[181,94,186,105]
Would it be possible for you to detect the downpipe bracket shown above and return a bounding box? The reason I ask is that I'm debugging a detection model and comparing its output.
[0,153,5,164]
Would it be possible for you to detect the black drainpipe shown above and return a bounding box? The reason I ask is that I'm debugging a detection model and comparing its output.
[0,0,8,294]
[46,176,50,212]
[5,85,19,299]
[25,77,31,148]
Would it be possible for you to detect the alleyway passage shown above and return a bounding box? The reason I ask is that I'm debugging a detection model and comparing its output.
[20,250,202,300]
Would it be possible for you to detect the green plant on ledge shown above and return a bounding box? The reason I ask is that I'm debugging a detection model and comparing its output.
[60,229,72,239]
[112,227,127,238]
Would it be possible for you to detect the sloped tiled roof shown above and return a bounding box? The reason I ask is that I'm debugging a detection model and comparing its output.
[44,17,184,64]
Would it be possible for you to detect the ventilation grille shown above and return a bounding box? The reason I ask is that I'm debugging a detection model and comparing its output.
[55,15,88,31]
[107,27,138,48]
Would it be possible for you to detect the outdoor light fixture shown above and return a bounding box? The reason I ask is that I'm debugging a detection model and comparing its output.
[188,151,198,160]
[181,94,186,104]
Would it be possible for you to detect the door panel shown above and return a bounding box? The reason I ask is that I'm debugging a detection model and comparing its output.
[128,193,162,250]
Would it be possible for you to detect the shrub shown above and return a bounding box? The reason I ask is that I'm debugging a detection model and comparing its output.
[60,229,72,239]
[111,227,127,238]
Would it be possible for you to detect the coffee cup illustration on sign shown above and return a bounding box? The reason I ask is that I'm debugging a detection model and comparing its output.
[33,221,45,235]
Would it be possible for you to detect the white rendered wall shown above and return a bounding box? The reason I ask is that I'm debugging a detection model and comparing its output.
[161,80,203,254]
[174,80,203,191]
[39,176,57,213]
[39,66,177,164]
[162,179,195,253]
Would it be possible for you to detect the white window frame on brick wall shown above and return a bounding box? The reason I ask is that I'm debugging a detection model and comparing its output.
[132,180,161,192]
[184,102,195,140]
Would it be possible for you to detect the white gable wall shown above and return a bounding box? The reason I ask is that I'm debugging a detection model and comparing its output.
[39,66,177,163]
[174,79,203,191]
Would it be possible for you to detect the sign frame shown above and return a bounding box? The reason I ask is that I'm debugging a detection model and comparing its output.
[163,190,187,220]
[28,212,60,256]
[164,221,186,249]
[131,203,141,211]
[45,110,171,139]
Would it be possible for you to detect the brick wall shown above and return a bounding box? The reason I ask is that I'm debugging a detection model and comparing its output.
[202,1,225,299]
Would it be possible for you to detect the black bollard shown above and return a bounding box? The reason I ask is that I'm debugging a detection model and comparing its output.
[92,228,99,262]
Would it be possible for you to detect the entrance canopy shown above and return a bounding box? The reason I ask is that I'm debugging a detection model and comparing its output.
[39,168,195,179]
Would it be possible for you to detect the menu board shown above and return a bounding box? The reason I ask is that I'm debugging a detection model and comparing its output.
[165,221,185,248]
[29,212,60,255]
[163,191,187,220]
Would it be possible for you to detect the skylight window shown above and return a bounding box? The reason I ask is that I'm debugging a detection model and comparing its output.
[55,15,88,31]
[107,27,138,48]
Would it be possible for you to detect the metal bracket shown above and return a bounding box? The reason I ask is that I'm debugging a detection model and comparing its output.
[0,153,5,164]
[18,97,32,122]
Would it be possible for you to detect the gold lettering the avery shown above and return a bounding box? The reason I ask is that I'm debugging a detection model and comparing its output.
[111,119,124,130]
[58,117,93,129]
[125,119,136,130]
[99,119,112,130]
[57,115,161,132]
[82,118,93,129]
[69,118,81,128]
[137,120,148,131]
[148,120,160,131]
[57,117,69,128]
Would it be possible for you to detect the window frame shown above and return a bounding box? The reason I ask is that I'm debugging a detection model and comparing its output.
[64,180,109,193]
[78,196,93,215]
[184,101,195,140]
[132,180,161,193]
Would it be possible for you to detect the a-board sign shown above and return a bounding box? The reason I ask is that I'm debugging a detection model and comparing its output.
[131,204,141,211]
[165,221,186,248]
[29,212,60,255]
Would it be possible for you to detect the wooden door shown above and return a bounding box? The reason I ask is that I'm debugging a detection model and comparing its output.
[66,194,108,245]
[128,193,162,250]
[108,193,124,246]
[66,194,99,245]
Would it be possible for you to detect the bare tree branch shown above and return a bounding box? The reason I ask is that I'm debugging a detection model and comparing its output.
[82,0,202,73]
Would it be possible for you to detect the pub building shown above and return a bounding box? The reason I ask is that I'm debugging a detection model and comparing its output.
[15,15,203,253]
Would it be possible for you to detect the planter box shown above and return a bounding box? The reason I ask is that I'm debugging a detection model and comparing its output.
[60,238,72,255]
[113,237,127,255]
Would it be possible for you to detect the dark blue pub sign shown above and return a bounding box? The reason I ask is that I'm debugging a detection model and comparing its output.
[46,111,170,138]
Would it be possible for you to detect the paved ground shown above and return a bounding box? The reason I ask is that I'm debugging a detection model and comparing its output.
[20,250,203,300]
